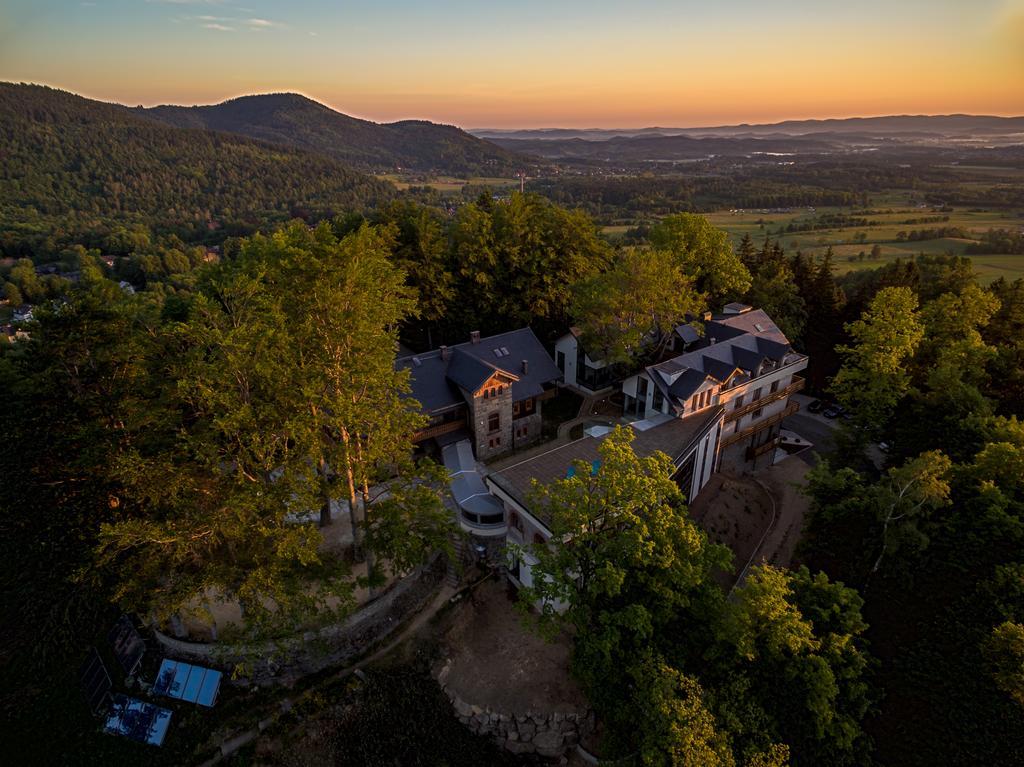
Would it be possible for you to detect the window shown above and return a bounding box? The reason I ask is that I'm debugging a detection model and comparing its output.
[753,407,763,419]
[734,395,744,410]
[770,380,779,394]
[513,401,520,416]
[752,388,762,402]
[533,533,545,545]
[524,398,534,413]
[556,350,565,372]
[511,512,523,532]
[488,412,500,432]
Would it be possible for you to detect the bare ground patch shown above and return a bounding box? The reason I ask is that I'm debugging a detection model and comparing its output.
[688,473,773,587]
[440,578,586,713]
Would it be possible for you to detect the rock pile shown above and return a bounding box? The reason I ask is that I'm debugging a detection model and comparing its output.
[434,658,594,757]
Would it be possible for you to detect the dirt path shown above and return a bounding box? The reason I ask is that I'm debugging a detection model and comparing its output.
[752,454,812,569]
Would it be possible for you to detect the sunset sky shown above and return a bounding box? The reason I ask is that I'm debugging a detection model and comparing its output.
[1,0,1022,128]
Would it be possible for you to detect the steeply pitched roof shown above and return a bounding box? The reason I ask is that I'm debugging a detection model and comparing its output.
[645,309,804,411]
[706,308,788,345]
[445,348,515,394]
[397,327,562,414]
[674,324,701,345]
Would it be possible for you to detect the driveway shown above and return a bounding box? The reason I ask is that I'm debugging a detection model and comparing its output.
[783,394,840,464]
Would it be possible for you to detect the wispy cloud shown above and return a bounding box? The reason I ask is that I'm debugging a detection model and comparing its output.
[203,22,234,31]
[245,18,285,30]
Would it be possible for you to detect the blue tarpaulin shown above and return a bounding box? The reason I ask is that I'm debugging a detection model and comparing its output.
[153,659,222,707]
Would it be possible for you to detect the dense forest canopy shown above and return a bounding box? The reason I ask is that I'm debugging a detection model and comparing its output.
[136,92,529,175]
[0,83,395,257]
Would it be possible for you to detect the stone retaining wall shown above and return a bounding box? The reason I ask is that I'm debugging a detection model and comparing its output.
[154,556,445,685]
[433,658,594,758]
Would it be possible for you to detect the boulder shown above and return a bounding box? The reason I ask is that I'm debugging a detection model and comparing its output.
[506,740,535,755]
[533,730,565,758]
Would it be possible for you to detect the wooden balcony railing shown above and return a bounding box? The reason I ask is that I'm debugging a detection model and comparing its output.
[724,375,805,423]
[720,400,800,449]
[413,419,466,442]
[747,438,780,460]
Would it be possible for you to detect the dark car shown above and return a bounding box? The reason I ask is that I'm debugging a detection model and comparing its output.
[807,399,825,414]
[823,405,845,419]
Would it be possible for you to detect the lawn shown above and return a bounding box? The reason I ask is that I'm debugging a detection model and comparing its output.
[378,174,519,194]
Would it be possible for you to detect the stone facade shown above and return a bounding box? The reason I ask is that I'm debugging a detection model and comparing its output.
[434,658,594,758]
[511,409,542,451]
[469,374,514,461]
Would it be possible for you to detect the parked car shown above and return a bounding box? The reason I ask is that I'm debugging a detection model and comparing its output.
[823,404,845,419]
[807,399,825,414]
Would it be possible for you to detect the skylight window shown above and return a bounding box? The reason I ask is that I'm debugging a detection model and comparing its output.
[493,347,511,358]
[754,323,765,332]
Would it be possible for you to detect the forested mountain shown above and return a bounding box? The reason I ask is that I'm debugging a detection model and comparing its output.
[135,92,528,173]
[0,83,394,254]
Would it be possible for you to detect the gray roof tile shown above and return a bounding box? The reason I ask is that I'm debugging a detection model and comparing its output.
[397,328,562,414]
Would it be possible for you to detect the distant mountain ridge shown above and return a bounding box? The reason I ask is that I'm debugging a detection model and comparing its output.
[134,93,528,174]
[472,114,1024,142]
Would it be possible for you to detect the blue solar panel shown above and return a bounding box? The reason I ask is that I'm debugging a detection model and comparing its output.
[196,669,221,707]
[566,465,576,478]
[154,658,222,707]
[182,665,204,703]
[591,460,602,475]
[104,694,172,747]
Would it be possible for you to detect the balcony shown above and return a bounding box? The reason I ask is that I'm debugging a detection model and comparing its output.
[720,400,800,449]
[746,438,780,460]
[724,375,805,424]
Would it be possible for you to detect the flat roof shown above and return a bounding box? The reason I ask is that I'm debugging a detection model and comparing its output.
[488,408,721,529]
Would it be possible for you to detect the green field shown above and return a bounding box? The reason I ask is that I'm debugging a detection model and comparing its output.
[603,192,1024,284]
[377,174,520,194]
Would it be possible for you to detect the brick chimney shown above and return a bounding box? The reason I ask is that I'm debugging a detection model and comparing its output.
[521,359,529,375]
[440,345,450,360]
[470,330,481,344]
[702,311,713,321]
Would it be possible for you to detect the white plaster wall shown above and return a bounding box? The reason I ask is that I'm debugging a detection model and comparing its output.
[554,334,578,388]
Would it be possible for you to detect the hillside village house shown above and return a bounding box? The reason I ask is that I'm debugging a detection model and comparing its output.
[397,328,562,462]
[485,304,807,590]
[554,323,701,394]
